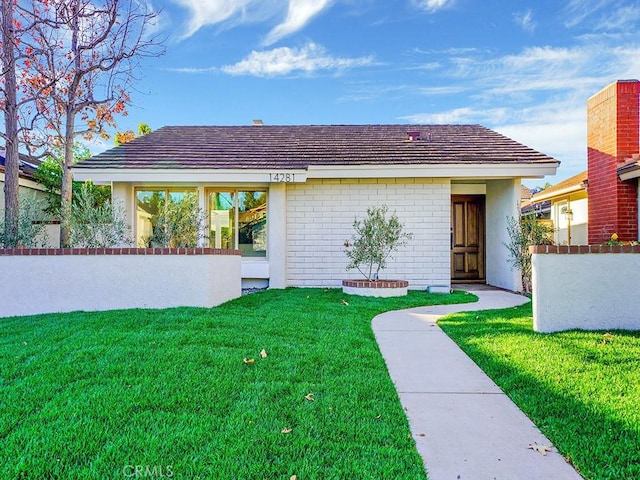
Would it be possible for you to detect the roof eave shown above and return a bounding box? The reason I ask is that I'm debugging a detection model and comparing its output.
[73,162,559,184]
[618,162,640,181]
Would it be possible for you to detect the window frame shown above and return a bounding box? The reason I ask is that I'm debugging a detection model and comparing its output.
[134,186,198,247]
[205,187,268,257]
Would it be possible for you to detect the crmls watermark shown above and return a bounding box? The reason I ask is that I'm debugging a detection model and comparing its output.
[122,465,173,478]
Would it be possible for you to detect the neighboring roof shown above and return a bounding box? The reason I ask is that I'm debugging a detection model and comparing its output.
[521,198,551,215]
[528,170,588,203]
[618,153,640,181]
[0,150,42,181]
[75,124,559,170]
[520,184,532,200]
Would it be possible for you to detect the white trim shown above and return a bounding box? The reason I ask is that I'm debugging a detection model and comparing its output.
[619,165,640,181]
[306,163,557,178]
[72,163,558,183]
[0,172,49,192]
[72,168,308,184]
[531,184,585,202]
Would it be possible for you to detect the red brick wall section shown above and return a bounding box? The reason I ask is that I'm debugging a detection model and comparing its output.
[530,244,640,254]
[0,248,243,256]
[587,80,640,244]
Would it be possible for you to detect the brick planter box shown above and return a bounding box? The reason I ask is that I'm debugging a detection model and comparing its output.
[342,279,409,298]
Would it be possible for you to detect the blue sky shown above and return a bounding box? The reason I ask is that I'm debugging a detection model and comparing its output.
[114,0,640,187]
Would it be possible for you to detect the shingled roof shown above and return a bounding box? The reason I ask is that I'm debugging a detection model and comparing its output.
[75,124,558,170]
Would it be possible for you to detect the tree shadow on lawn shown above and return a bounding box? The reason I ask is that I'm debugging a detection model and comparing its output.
[438,306,640,480]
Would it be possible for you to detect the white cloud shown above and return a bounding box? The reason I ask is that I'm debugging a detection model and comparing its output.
[513,9,536,33]
[397,39,640,183]
[264,0,334,46]
[562,0,640,31]
[172,0,335,42]
[164,66,219,74]
[399,107,510,124]
[594,4,640,30]
[221,42,374,77]
[411,0,455,13]
[172,0,252,38]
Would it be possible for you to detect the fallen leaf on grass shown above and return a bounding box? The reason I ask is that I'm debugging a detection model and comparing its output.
[290,476,297,480]
[599,332,614,346]
[341,300,349,306]
[304,393,314,402]
[528,442,553,456]
[281,428,292,434]
[243,358,255,364]
[260,349,268,358]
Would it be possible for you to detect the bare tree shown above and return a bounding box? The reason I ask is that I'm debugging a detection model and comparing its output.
[1,0,21,246]
[1,0,45,246]
[23,0,164,246]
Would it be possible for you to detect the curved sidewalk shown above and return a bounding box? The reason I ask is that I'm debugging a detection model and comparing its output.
[372,287,583,480]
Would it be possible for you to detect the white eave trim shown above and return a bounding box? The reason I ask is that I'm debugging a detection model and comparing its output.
[619,164,640,181]
[306,163,559,179]
[530,184,585,202]
[72,162,559,183]
[72,168,309,184]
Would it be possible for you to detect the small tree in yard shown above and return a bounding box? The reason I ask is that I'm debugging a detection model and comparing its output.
[344,205,412,281]
[67,183,131,248]
[504,215,554,294]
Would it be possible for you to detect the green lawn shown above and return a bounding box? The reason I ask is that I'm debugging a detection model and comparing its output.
[0,288,474,479]
[439,301,640,480]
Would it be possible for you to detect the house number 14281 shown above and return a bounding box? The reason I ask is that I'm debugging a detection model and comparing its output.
[270,173,296,182]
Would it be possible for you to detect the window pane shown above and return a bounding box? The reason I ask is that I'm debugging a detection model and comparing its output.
[238,191,267,257]
[136,190,165,247]
[209,192,235,249]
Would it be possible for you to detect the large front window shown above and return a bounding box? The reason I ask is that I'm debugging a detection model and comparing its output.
[136,188,197,247]
[208,190,267,257]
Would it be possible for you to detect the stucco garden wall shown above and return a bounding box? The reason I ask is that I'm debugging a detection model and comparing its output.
[0,248,242,318]
[531,245,640,333]
[285,178,451,290]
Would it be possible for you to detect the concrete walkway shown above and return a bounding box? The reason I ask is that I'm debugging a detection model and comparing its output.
[372,286,583,480]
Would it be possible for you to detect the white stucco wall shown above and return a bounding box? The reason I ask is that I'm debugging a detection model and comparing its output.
[532,251,640,332]
[285,178,451,290]
[485,179,521,291]
[0,251,241,318]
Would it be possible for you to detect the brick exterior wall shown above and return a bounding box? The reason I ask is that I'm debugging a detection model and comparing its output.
[587,80,640,244]
[285,178,450,289]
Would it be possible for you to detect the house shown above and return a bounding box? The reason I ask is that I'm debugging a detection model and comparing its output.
[524,171,588,245]
[0,150,45,209]
[72,124,559,292]
[0,150,60,247]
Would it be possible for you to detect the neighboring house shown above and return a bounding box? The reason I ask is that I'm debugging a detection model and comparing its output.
[72,124,559,292]
[0,150,60,246]
[0,150,45,210]
[525,171,588,245]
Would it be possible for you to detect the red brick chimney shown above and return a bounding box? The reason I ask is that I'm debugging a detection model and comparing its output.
[587,80,640,244]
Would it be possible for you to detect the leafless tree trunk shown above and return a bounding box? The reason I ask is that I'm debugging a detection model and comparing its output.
[1,0,21,246]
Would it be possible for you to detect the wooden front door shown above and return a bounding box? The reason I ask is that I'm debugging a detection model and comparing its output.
[451,195,485,282]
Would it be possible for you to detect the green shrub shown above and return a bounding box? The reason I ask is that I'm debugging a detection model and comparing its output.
[344,204,412,281]
[0,192,50,248]
[67,183,131,247]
